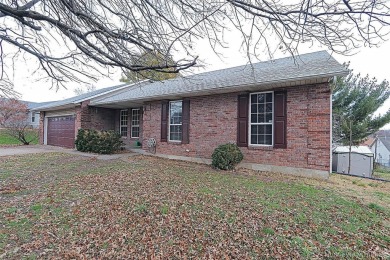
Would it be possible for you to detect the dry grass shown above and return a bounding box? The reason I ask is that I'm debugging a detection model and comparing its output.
[0,153,389,259]
[301,173,390,209]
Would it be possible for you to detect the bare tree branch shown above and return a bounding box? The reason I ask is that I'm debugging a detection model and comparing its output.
[0,0,389,97]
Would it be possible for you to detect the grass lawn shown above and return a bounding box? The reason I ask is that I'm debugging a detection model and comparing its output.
[373,166,390,181]
[0,129,38,146]
[0,153,389,258]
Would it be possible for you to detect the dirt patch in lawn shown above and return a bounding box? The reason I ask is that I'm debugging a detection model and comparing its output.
[0,153,389,259]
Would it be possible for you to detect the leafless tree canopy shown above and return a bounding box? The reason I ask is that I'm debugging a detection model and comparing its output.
[0,0,389,96]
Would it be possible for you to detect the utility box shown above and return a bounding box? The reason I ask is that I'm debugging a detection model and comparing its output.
[332,146,374,177]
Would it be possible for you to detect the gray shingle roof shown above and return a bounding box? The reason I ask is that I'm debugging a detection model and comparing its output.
[33,83,129,110]
[92,51,347,106]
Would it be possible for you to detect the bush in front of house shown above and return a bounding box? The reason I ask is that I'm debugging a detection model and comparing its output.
[75,129,123,154]
[212,143,243,170]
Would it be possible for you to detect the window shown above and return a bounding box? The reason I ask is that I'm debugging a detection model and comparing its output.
[131,108,140,138]
[249,92,273,146]
[31,113,35,123]
[169,101,182,141]
[120,110,128,137]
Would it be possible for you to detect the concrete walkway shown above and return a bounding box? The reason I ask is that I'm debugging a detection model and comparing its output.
[0,145,135,160]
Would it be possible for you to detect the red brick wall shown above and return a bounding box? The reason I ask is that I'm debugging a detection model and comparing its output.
[75,101,116,132]
[142,84,331,171]
[85,107,116,131]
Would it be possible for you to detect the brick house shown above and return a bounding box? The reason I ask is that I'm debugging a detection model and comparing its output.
[35,51,347,178]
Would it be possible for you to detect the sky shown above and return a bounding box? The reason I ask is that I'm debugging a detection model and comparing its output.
[9,20,390,126]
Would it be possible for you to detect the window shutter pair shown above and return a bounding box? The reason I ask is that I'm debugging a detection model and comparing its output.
[237,91,287,148]
[161,99,190,144]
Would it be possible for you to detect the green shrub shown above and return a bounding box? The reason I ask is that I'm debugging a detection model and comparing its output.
[75,129,123,154]
[211,143,243,170]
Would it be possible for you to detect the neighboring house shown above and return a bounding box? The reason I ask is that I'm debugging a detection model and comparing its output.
[34,51,347,179]
[376,129,390,137]
[370,136,390,167]
[361,136,375,147]
[0,98,52,129]
[24,101,53,128]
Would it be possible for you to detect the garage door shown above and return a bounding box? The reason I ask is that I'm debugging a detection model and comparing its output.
[47,115,76,148]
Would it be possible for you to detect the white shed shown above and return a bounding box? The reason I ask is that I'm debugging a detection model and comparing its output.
[332,146,374,177]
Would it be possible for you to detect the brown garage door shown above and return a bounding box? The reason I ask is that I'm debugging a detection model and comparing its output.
[47,115,76,148]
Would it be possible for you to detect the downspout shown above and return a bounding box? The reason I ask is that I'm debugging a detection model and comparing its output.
[330,76,336,174]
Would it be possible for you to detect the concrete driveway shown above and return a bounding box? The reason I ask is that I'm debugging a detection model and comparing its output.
[0,145,134,160]
[0,145,59,156]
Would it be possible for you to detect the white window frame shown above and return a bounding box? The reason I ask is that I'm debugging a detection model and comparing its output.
[120,109,128,138]
[168,100,183,142]
[131,108,140,138]
[248,91,274,147]
[31,112,35,123]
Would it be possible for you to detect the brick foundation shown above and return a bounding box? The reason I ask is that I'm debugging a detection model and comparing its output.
[142,84,331,172]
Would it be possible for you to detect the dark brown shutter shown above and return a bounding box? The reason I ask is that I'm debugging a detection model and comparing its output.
[182,98,190,144]
[237,94,249,147]
[274,91,287,148]
[161,101,169,142]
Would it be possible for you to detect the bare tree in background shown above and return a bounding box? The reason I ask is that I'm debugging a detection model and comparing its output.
[0,98,37,145]
[73,84,97,96]
[1,0,389,96]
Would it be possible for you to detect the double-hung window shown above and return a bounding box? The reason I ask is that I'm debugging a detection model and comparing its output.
[169,101,182,141]
[249,92,273,146]
[31,113,35,123]
[120,109,128,137]
[131,108,140,138]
